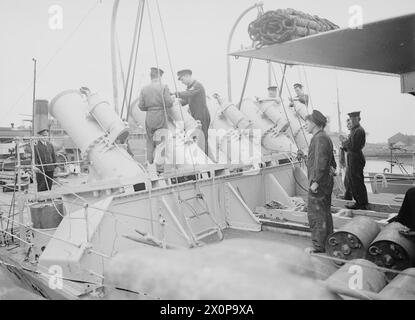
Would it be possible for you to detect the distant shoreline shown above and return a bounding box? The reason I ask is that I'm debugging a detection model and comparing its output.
[364,155,414,166]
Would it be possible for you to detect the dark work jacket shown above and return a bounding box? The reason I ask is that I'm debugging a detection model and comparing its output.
[307,129,336,194]
[390,187,415,230]
[342,124,366,165]
[34,140,56,172]
[178,80,211,127]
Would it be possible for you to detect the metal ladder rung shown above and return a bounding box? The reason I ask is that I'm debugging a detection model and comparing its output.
[187,211,210,219]
[194,227,221,242]
[179,194,203,202]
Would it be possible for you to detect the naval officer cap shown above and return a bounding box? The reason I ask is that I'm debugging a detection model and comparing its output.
[294,83,303,89]
[348,111,361,118]
[150,67,164,76]
[267,86,278,91]
[306,110,327,127]
[177,69,192,80]
[37,128,49,134]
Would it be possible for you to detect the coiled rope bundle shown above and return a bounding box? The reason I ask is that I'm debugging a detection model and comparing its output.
[248,8,339,48]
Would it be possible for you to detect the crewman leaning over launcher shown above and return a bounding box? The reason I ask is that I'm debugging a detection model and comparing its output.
[304,110,337,254]
[339,111,369,210]
[290,83,309,107]
[176,69,211,155]
[137,67,174,164]
[267,86,279,99]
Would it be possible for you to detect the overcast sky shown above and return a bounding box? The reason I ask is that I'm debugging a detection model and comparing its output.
[1,0,415,143]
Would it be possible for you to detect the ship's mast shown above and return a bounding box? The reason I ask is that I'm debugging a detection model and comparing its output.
[111,0,120,115]
[335,73,342,134]
[31,58,37,135]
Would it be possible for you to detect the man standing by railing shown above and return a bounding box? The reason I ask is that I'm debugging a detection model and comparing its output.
[34,128,56,191]
[339,118,353,200]
[340,111,369,210]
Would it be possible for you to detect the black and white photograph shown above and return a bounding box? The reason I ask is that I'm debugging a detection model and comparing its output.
[0,0,415,307]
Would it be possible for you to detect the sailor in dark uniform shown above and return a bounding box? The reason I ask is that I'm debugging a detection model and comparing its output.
[388,188,415,238]
[304,110,337,253]
[34,128,56,192]
[340,111,369,210]
[339,118,353,200]
[176,69,211,154]
[138,67,174,164]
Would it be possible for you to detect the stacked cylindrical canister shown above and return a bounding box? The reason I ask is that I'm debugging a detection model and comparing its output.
[325,259,387,297]
[325,216,381,265]
[378,268,415,299]
[324,217,415,298]
[325,260,415,299]
[367,222,415,280]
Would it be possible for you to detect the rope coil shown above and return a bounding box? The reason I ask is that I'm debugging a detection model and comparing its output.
[248,8,339,48]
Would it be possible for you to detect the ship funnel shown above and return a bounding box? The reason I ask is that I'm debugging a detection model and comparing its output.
[49,89,147,182]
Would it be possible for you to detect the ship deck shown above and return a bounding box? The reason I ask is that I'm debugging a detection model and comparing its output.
[0,173,405,300]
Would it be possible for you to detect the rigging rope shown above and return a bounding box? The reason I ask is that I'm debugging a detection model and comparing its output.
[302,66,314,111]
[115,33,126,92]
[275,63,310,148]
[270,64,299,151]
[120,1,145,120]
[126,2,146,121]
[155,0,179,94]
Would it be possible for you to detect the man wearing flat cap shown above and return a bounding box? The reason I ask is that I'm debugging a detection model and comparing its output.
[137,67,174,164]
[304,110,337,253]
[176,69,211,154]
[339,111,368,210]
[34,128,56,192]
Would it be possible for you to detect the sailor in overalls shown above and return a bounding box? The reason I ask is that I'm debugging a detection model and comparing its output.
[305,110,337,253]
[137,67,174,164]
